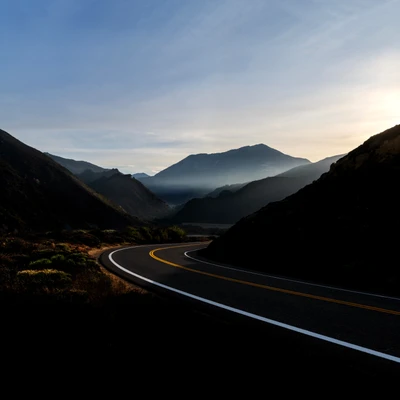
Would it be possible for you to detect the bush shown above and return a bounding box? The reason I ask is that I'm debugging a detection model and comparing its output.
[17,269,72,290]
[31,249,59,260]
[73,270,112,300]
[166,226,186,242]
[28,258,52,269]
[1,237,36,254]
[50,254,66,264]
[55,243,72,252]
[139,226,154,241]
[124,226,145,242]
[69,252,88,264]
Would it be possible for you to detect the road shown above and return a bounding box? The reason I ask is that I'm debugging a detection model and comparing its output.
[100,241,400,378]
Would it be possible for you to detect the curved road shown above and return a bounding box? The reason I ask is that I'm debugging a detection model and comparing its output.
[100,242,400,376]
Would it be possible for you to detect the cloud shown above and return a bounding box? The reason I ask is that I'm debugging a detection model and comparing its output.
[1,0,399,173]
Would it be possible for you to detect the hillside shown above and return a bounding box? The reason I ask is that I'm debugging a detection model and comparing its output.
[0,129,141,232]
[88,173,171,221]
[45,153,109,175]
[140,144,310,205]
[204,183,247,198]
[203,125,400,295]
[132,172,150,179]
[171,155,344,224]
[75,168,120,184]
[48,155,171,221]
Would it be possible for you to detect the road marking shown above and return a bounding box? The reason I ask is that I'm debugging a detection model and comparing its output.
[108,245,400,364]
[150,245,400,316]
[184,249,400,301]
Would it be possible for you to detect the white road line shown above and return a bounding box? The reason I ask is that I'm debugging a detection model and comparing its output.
[184,250,400,301]
[109,246,400,364]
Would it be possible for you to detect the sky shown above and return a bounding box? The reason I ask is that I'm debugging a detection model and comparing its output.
[1,0,399,175]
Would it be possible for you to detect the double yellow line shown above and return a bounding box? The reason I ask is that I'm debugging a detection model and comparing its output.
[150,244,400,316]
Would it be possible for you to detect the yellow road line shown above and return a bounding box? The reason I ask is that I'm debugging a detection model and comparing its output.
[149,244,400,316]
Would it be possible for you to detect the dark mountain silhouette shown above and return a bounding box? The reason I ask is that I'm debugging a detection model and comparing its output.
[140,144,310,205]
[170,155,344,224]
[132,172,150,179]
[48,155,171,221]
[0,129,141,232]
[76,168,120,184]
[203,124,400,295]
[87,172,171,221]
[204,183,247,198]
[45,153,109,175]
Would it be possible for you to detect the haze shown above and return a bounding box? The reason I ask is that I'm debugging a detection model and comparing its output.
[1,0,399,175]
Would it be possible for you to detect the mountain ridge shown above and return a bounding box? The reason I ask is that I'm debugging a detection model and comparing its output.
[44,152,109,175]
[140,143,311,205]
[203,124,400,295]
[169,154,344,224]
[0,129,140,232]
[47,154,171,221]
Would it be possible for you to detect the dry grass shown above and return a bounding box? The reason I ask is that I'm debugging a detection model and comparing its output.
[88,245,148,296]
[99,265,147,295]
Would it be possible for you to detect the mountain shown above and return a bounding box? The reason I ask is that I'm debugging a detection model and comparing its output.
[45,153,109,175]
[140,144,310,205]
[0,129,141,232]
[76,168,120,185]
[132,172,150,179]
[48,155,171,221]
[170,155,344,224]
[204,183,247,198]
[203,124,400,295]
[87,172,171,221]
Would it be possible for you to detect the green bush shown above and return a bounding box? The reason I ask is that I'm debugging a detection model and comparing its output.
[69,252,88,264]
[28,258,52,269]
[31,249,59,260]
[55,243,72,252]
[17,269,72,290]
[85,259,99,271]
[124,226,145,242]
[140,226,154,241]
[50,254,66,264]
[167,226,186,241]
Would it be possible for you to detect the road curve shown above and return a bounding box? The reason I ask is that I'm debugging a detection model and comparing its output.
[100,242,400,376]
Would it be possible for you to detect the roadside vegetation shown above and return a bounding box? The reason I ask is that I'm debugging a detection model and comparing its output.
[1,226,230,361]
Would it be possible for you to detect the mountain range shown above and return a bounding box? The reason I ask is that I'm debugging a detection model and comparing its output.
[139,144,310,205]
[203,124,400,295]
[0,129,139,232]
[44,153,109,175]
[132,172,150,179]
[169,154,344,224]
[46,155,171,221]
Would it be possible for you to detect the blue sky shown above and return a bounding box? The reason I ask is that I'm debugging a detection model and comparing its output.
[1,0,399,174]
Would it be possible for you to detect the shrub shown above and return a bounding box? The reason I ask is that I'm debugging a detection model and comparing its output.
[17,269,72,290]
[28,258,52,269]
[69,252,88,264]
[73,270,112,300]
[1,237,36,254]
[85,259,99,271]
[31,249,59,260]
[50,254,66,264]
[55,243,72,252]
[124,226,145,242]
[167,226,186,242]
[154,228,169,243]
[140,226,154,241]
[0,253,14,267]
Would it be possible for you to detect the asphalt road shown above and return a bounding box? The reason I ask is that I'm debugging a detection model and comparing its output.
[100,241,400,379]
